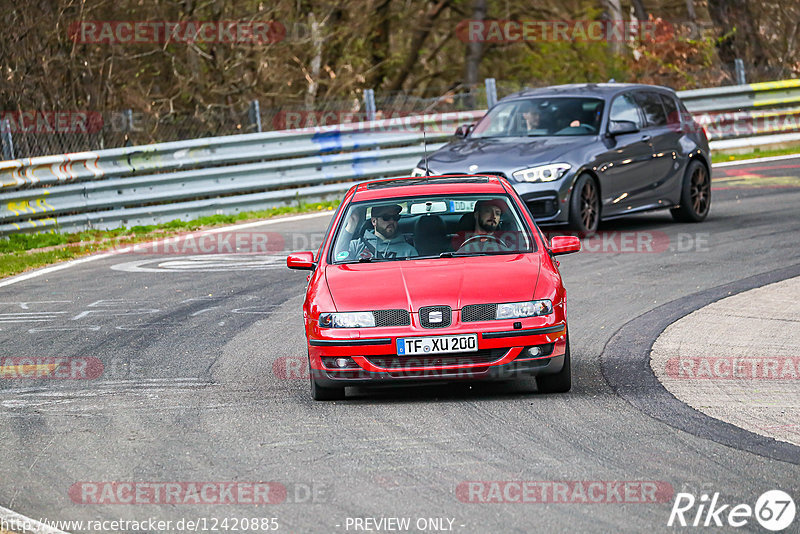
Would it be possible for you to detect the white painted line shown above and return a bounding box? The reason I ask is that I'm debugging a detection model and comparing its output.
[0,253,115,289]
[714,153,800,168]
[0,504,70,534]
[0,211,334,288]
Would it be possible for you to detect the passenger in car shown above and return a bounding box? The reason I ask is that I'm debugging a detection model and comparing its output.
[347,204,418,259]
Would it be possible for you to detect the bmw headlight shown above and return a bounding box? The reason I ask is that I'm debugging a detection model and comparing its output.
[319,312,376,328]
[496,300,553,319]
[512,163,571,183]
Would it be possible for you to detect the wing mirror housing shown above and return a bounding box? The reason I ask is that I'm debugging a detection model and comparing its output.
[287,251,316,270]
[549,236,581,255]
[607,120,639,136]
[454,123,475,138]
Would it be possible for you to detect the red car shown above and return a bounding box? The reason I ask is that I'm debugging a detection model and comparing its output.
[287,175,580,400]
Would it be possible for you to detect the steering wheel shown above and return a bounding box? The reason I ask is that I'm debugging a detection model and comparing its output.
[457,234,508,252]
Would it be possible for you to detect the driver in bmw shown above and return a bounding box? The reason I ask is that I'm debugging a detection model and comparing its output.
[348,204,418,259]
[453,199,514,253]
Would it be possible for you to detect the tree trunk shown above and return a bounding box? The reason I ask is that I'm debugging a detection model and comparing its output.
[602,0,624,56]
[369,0,392,88]
[463,0,486,108]
[386,0,450,93]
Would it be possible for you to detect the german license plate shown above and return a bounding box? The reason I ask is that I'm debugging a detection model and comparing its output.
[396,334,478,355]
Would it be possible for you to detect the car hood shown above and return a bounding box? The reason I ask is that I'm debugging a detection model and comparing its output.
[324,254,541,311]
[427,136,596,174]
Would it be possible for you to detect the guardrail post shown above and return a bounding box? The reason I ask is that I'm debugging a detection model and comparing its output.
[248,100,262,133]
[1,119,14,160]
[364,89,376,122]
[485,78,497,108]
[734,59,746,85]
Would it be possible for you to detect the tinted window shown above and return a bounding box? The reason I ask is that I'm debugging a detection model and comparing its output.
[471,97,604,138]
[609,94,642,129]
[634,92,668,127]
[660,94,680,125]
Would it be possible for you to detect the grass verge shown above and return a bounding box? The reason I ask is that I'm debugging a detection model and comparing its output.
[0,201,339,279]
[712,145,800,163]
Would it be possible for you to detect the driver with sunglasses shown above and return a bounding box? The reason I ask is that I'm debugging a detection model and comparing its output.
[348,204,418,259]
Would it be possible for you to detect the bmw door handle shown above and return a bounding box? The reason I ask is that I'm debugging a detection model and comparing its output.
[640,135,651,143]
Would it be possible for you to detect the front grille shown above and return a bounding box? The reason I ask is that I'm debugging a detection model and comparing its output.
[373,309,411,327]
[419,306,452,328]
[365,349,508,369]
[461,304,497,322]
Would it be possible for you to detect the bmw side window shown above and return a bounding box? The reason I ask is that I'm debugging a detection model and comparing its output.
[609,94,643,130]
[634,92,668,127]
[660,94,680,126]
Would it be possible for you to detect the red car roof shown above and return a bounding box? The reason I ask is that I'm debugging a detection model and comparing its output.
[351,175,511,202]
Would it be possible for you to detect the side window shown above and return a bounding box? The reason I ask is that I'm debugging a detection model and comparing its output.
[634,92,668,127]
[609,94,643,129]
[660,94,680,126]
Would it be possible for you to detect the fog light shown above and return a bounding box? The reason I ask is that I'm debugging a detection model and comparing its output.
[335,358,350,368]
[527,346,542,357]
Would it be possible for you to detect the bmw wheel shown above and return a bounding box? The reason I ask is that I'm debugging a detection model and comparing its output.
[671,160,710,222]
[568,174,600,235]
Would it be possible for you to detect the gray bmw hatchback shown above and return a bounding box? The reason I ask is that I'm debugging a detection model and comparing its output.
[412,83,711,233]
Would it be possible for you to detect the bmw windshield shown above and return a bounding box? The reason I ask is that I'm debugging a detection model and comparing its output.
[471,97,604,138]
[330,194,536,263]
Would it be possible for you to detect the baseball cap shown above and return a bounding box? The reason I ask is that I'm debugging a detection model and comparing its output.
[371,204,403,217]
[474,199,507,213]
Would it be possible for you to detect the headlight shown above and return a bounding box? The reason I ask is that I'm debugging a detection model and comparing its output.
[319,312,375,328]
[512,163,571,183]
[496,300,553,319]
[411,166,427,177]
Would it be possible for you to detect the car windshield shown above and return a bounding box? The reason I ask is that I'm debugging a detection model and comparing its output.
[330,194,536,263]
[471,97,604,138]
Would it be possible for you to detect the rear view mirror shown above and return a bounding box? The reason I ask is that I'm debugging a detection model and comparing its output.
[454,123,475,138]
[608,120,639,136]
[549,236,581,255]
[287,251,315,270]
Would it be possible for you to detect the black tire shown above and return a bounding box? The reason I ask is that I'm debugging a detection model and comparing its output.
[671,160,710,223]
[310,376,345,401]
[308,354,345,401]
[536,334,571,394]
[568,174,600,235]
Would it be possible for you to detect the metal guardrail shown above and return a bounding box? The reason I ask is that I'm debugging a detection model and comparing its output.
[1,80,799,236]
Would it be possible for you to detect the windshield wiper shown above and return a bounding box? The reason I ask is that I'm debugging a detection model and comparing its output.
[439,251,492,257]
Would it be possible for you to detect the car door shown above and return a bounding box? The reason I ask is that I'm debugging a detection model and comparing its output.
[633,91,680,205]
[596,92,654,217]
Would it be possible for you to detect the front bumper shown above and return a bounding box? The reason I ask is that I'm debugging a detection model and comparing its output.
[307,321,568,386]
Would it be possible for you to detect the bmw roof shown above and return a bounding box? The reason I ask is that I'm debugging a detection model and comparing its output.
[501,82,678,102]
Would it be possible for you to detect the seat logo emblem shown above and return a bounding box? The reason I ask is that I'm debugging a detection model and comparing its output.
[429,311,443,323]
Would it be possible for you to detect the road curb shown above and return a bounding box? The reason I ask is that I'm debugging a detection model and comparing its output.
[601,263,800,465]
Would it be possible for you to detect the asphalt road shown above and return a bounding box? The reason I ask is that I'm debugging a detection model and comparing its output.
[1,157,799,533]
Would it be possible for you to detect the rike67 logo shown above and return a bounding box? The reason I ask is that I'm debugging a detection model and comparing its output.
[668,490,795,531]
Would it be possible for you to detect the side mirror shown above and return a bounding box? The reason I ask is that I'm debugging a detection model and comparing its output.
[287,251,315,270]
[549,236,581,255]
[454,123,475,138]
[607,120,639,136]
